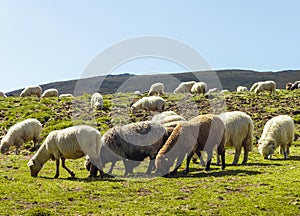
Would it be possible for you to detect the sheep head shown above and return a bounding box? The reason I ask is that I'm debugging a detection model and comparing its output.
[258,139,276,159]
[0,139,10,154]
[155,156,172,176]
[28,159,43,177]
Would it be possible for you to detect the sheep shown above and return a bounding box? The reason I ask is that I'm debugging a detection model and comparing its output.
[220,90,230,94]
[133,91,142,96]
[237,86,248,92]
[250,81,276,94]
[41,88,59,98]
[285,82,293,90]
[0,91,7,98]
[28,125,102,178]
[151,111,186,129]
[59,93,74,98]
[148,82,164,96]
[91,93,103,110]
[155,114,225,176]
[191,82,207,95]
[20,86,42,97]
[97,121,168,177]
[173,81,196,94]
[290,81,300,90]
[257,115,294,160]
[131,96,165,113]
[218,111,253,165]
[0,118,42,154]
[204,88,220,98]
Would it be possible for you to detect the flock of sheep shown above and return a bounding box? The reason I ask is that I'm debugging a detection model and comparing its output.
[0,80,298,178]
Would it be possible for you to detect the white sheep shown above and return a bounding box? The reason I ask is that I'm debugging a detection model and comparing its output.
[237,86,248,92]
[148,82,164,96]
[258,115,294,159]
[91,93,103,110]
[250,81,276,94]
[20,86,42,97]
[218,111,253,165]
[0,118,42,154]
[204,88,220,98]
[28,125,102,178]
[220,90,230,94]
[0,91,7,98]
[59,93,74,98]
[131,96,165,113]
[151,111,186,129]
[133,91,142,96]
[174,81,196,94]
[191,82,207,95]
[41,88,59,98]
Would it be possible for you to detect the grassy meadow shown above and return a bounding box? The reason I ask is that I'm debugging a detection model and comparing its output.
[0,90,300,215]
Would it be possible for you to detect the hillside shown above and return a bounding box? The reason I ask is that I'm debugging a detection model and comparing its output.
[7,69,300,96]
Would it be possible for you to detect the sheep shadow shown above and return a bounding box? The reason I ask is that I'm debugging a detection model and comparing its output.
[229,162,283,167]
[39,175,126,182]
[267,155,300,161]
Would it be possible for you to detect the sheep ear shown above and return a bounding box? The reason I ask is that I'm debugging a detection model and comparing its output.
[28,160,35,167]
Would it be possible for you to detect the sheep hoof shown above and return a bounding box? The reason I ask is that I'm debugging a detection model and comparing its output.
[70,172,76,177]
[54,175,59,178]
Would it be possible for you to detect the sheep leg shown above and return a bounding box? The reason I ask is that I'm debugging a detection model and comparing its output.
[232,147,242,165]
[61,158,75,178]
[146,159,155,175]
[170,155,185,176]
[196,151,206,166]
[89,163,99,178]
[241,148,248,165]
[54,159,60,178]
[107,161,116,175]
[183,152,194,175]
[205,150,213,171]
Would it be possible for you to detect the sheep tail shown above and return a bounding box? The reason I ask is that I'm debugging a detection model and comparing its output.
[243,122,254,152]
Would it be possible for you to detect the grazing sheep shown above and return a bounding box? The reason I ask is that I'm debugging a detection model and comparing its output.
[20,86,42,97]
[98,121,167,177]
[290,81,300,90]
[285,82,293,90]
[237,86,248,92]
[148,83,164,96]
[257,115,294,159]
[250,81,276,94]
[131,96,165,113]
[218,111,253,165]
[91,93,103,110]
[151,111,186,129]
[0,119,42,154]
[41,88,59,98]
[174,81,196,94]
[59,93,74,98]
[28,125,102,178]
[0,91,7,98]
[191,82,207,95]
[204,88,220,98]
[155,114,225,176]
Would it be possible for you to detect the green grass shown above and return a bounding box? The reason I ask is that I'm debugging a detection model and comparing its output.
[0,90,300,215]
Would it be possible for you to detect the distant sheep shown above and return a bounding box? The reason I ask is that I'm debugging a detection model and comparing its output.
[152,111,186,129]
[174,81,196,94]
[91,93,103,110]
[290,81,300,90]
[220,90,230,94]
[250,81,276,94]
[237,86,248,92]
[0,91,7,98]
[258,115,294,159]
[155,114,225,176]
[131,96,165,113]
[98,121,167,177]
[133,91,142,96]
[20,86,42,97]
[59,93,74,98]
[191,82,207,95]
[28,125,101,178]
[41,88,58,98]
[218,111,253,165]
[285,82,293,90]
[205,88,220,98]
[148,83,164,96]
[0,119,42,154]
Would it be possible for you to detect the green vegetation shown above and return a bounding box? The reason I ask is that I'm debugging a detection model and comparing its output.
[0,90,300,215]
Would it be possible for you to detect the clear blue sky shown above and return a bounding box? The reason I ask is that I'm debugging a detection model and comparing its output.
[1,1,300,92]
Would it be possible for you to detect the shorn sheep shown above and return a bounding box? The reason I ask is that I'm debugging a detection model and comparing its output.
[41,88,59,98]
[0,118,42,154]
[191,82,207,95]
[148,82,164,96]
[20,86,42,97]
[155,114,225,176]
[131,96,165,113]
[250,81,276,94]
[28,125,102,178]
[173,81,196,94]
[0,91,7,98]
[96,121,167,177]
[218,111,253,165]
[91,93,103,110]
[237,86,248,92]
[257,115,294,159]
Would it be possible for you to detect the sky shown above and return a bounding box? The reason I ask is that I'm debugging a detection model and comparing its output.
[1,1,300,92]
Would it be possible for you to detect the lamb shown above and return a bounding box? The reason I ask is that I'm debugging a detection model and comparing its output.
[218,111,253,165]
[191,82,207,95]
[59,93,74,98]
[173,81,196,94]
[131,96,165,113]
[91,93,103,110]
[257,115,294,159]
[0,91,7,98]
[97,121,168,177]
[0,118,42,154]
[250,81,276,94]
[28,125,102,178]
[155,114,225,176]
[41,88,59,98]
[20,86,42,97]
[237,86,248,92]
[148,82,164,96]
